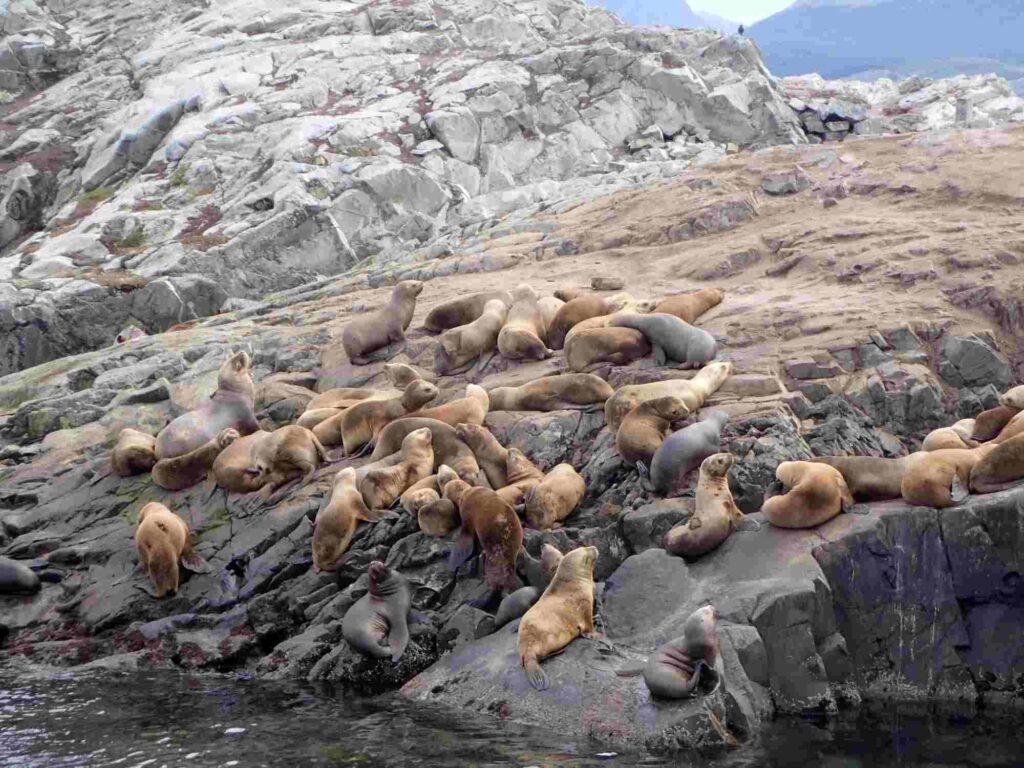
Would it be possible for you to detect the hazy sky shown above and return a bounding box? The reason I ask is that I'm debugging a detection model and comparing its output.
[689,0,795,25]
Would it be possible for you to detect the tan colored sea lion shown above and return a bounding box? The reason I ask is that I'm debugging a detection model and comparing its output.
[972,405,1020,442]
[316,379,438,455]
[423,290,512,333]
[306,387,399,412]
[921,420,979,452]
[496,447,544,507]
[809,455,915,501]
[455,423,508,488]
[312,467,396,572]
[610,312,717,368]
[992,411,1024,444]
[341,280,423,364]
[155,351,259,460]
[561,294,659,344]
[434,299,508,374]
[111,428,158,477]
[384,362,434,387]
[296,408,342,430]
[497,284,553,361]
[564,327,651,372]
[211,431,269,493]
[342,561,411,662]
[554,287,586,302]
[653,287,724,325]
[407,384,489,428]
[538,296,565,336]
[249,425,331,498]
[370,417,480,483]
[415,465,460,534]
[999,385,1024,409]
[615,396,691,466]
[488,373,614,413]
[359,427,434,510]
[547,294,612,350]
[605,362,733,434]
[152,428,239,491]
[517,545,598,690]
[522,463,585,530]
[761,461,854,528]
[969,433,1024,494]
[400,473,440,515]
[134,503,209,599]
[901,446,996,507]
[443,476,523,591]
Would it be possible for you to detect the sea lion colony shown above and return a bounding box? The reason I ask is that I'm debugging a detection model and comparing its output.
[88,279,1024,698]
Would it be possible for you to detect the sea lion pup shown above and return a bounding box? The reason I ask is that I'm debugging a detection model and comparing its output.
[496,447,545,507]
[665,453,757,559]
[435,299,508,374]
[972,405,1020,442]
[969,433,1024,494]
[605,361,733,434]
[497,284,553,361]
[455,423,509,488]
[400,473,441,515]
[999,384,1024,409]
[417,466,461,535]
[809,455,913,501]
[901,446,997,508]
[761,462,855,529]
[565,327,651,372]
[648,410,729,496]
[488,373,614,413]
[370,417,481,483]
[152,428,240,491]
[422,290,512,333]
[653,287,724,325]
[342,561,412,662]
[522,463,586,530]
[359,427,434,510]
[547,294,612,350]
[616,396,691,467]
[922,420,979,451]
[316,379,438,455]
[443,476,524,592]
[155,351,259,460]
[134,502,209,598]
[111,428,158,476]
[538,296,565,335]
[249,425,331,498]
[495,586,541,629]
[610,312,717,368]
[407,384,489,428]
[211,431,269,493]
[342,279,423,364]
[312,467,397,572]
[517,545,599,691]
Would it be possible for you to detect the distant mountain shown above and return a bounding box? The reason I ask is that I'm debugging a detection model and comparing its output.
[588,0,707,29]
[748,0,1024,81]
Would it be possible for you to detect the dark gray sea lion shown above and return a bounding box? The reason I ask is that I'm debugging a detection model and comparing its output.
[610,312,717,368]
[648,410,729,495]
[342,561,412,662]
[0,556,41,595]
[494,586,541,629]
[631,605,724,699]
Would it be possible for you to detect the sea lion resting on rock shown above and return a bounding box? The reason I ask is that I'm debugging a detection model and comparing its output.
[547,294,612,350]
[497,284,553,361]
[0,556,40,596]
[616,396,690,467]
[565,327,651,372]
[523,463,586,530]
[400,473,441,515]
[494,543,563,628]
[435,299,508,374]
[561,294,659,344]
[517,545,598,690]
[653,287,724,325]
[359,427,434,510]
[901,446,997,508]
[762,462,855,528]
[134,503,210,598]
[315,379,438,455]
[211,431,269,493]
[999,385,1024,410]
[921,419,978,451]
[408,384,489,428]
[648,410,729,496]
[610,312,717,368]
[605,362,733,434]
[417,466,461,535]
[370,417,481,484]
[455,423,509,488]
[342,280,423,364]
[342,561,412,662]
[444,477,524,592]
[809,455,911,501]
[496,448,545,508]
[152,428,239,491]
[488,373,614,413]
[969,433,1024,494]
[423,290,512,333]
[972,405,1019,442]
[249,425,331,499]
[664,453,758,560]
[111,428,158,477]
[155,351,259,460]
[538,296,564,336]
[993,411,1024,444]
[313,467,397,572]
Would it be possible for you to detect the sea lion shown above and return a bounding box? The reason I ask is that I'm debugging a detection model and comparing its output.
[497,284,553,361]
[627,605,724,699]
[496,447,544,507]
[152,428,239,491]
[554,287,586,302]
[517,545,598,690]
[400,473,441,515]
[762,462,854,528]
[610,312,717,368]
[809,455,914,501]
[359,427,434,510]
[648,410,729,496]
[114,324,147,344]
[969,433,1024,494]
[342,561,411,661]
[444,477,524,592]
[312,467,396,572]
[993,411,1024,444]
[384,362,434,388]
[435,299,508,374]
[111,428,158,477]
[538,296,565,336]
[494,586,541,629]
[561,294,659,345]
[488,373,614,413]
[547,294,612,350]
[316,379,438,455]
[972,405,1020,442]
[0,556,40,595]
[155,351,259,460]
[922,420,979,452]
[407,384,489,428]
[306,387,399,412]
[522,463,585,530]
[417,466,461,535]
[296,408,344,430]
[342,280,423,364]
[134,503,209,598]
[653,287,724,325]
[615,396,691,466]
[249,425,331,498]
[999,385,1024,409]
[423,290,512,333]
[605,362,733,434]
[664,453,756,559]
[370,417,480,483]
[211,431,270,493]
[564,327,651,372]
[455,423,508,488]
[901,446,997,507]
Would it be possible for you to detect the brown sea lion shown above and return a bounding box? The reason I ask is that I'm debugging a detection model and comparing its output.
[152,428,239,491]
[342,561,411,661]
[315,379,438,455]
[547,294,612,350]
[809,455,913,501]
[538,296,565,336]
[969,433,1024,494]
[312,467,396,572]
[359,427,434,510]
[496,447,544,507]
[972,405,1020,442]
[517,545,598,690]
[249,425,331,499]
[443,476,524,592]
[610,312,717,368]
[416,465,460,535]
[653,287,724,325]
[616,396,690,466]
[155,351,259,460]
[992,411,1024,444]
[384,362,434,387]
[455,423,508,488]
[762,461,855,528]
[999,385,1024,409]
[341,280,423,364]
[921,421,979,452]
[605,362,733,434]
[407,384,489,428]
[400,474,440,515]
[423,290,512,333]
[554,287,586,302]
[901,446,997,508]
[649,410,729,496]
[523,463,585,530]
[434,299,508,374]
[111,428,158,477]
[134,503,209,599]
[211,431,270,493]
[497,284,553,361]
[564,327,651,372]
[561,294,659,345]
[306,387,399,412]
[487,373,614,413]
[370,417,480,483]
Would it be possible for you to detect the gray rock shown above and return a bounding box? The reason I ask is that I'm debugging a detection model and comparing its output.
[938,334,1012,390]
[761,167,812,196]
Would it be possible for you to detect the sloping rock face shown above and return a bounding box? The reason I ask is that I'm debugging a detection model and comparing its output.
[0,0,803,375]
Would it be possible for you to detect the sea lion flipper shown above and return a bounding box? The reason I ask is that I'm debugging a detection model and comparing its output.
[636,461,649,479]
[388,618,410,662]
[614,663,647,678]
[523,657,549,691]
[180,551,212,574]
[951,473,969,503]
[446,529,476,572]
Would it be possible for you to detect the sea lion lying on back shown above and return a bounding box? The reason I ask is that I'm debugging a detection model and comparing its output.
[423,290,512,333]
[604,362,732,433]
[249,425,331,499]
[342,280,423,364]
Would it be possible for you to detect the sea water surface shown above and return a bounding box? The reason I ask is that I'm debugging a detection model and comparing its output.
[1,667,1022,767]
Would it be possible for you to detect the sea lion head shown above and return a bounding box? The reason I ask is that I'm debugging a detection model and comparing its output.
[999,385,1024,410]
[395,280,424,300]
[455,422,485,445]
[367,560,403,597]
[334,466,359,490]
[218,350,256,402]
[539,543,563,577]
[683,605,719,661]
[512,283,539,302]
[701,409,730,430]
[385,362,422,388]
[403,379,439,410]
[401,427,434,456]
[557,545,598,582]
[700,452,735,478]
[217,427,241,450]
[436,463,459,492]
[649,395,690,422]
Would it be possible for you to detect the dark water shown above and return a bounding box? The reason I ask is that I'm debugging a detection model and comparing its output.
[2,667,1023,768]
